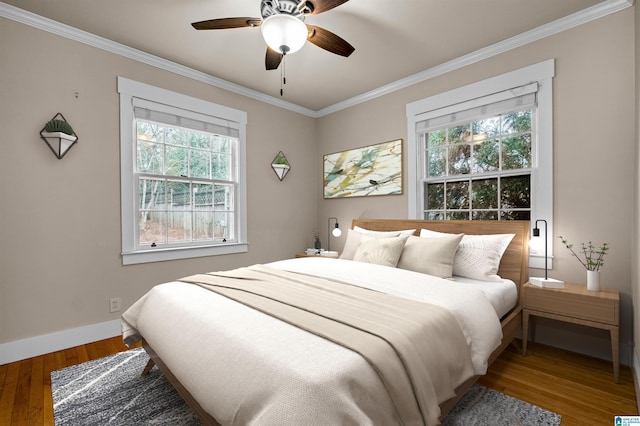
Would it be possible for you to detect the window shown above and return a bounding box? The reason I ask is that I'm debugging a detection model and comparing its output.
[118,77,247,265]
[406,60,555,268]
[420,88,535,220]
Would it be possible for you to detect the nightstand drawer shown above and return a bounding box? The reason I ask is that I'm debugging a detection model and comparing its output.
[524,286,618,325]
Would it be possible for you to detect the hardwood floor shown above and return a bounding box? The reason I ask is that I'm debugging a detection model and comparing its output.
[0,337,636,425]
[0,337,134,426]
[478,342,638,425]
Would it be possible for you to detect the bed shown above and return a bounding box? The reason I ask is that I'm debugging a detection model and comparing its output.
[121,219,529,426]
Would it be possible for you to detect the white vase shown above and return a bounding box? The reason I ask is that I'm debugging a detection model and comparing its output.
[587,270,601,291]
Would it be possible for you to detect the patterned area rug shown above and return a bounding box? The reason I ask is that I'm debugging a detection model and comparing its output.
[442,385,561,426]
[51,348,561,425]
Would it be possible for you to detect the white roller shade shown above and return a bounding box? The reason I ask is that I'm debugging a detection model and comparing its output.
[416,82,538,132]
[133,98,240,138]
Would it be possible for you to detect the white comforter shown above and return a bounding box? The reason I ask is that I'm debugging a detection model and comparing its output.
[121,258,503,426]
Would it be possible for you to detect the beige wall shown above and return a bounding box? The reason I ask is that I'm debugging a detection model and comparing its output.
[318,9,637,363]
[634,0,640,386]
[0,7,637,366]
[0,18,319,344]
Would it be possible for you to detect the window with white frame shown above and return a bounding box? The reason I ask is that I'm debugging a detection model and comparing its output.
[118,77,248,265]
[406,60,555,268]
[418,84,536,220]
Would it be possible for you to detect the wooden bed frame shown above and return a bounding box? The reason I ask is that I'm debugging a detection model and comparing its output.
[140,219,530,426]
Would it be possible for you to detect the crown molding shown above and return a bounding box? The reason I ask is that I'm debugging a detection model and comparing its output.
[1,0,632,118]
[316,0,633,117]
[0,2,318,117]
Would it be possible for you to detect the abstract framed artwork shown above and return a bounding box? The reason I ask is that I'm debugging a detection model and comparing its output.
[323,139,403,199]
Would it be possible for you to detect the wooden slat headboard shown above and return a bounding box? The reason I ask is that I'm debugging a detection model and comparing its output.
[351,219,530,289]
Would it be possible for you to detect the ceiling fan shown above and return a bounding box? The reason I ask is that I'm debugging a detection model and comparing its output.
[191,0,355,71]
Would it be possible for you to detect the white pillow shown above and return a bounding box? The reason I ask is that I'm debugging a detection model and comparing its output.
[341,227,416,260]
[353,234,409,268]
[341,229,400,260]
[419,228,515,282]
[397,234,463,278]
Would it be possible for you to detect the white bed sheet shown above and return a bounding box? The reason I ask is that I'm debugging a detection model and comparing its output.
[122,257,504,426]
[267,257,503,375]
[272,258,517,319]
[448,276,517,318]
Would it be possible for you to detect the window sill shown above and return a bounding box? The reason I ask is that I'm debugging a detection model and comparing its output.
[122,242,248,265]
[529,254,554,270]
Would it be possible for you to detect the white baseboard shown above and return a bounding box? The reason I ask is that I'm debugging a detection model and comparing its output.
[0,320,121,365]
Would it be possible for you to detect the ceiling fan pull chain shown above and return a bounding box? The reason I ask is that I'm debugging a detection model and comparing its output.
[280,54,286,96]
[280,58,283,96]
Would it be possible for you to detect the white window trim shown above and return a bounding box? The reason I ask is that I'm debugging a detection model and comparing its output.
[406,59,555,269]
[118,76,248,265]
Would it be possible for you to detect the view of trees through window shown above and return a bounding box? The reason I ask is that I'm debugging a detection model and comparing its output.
[136,120,236,247]
[423,110,532,220]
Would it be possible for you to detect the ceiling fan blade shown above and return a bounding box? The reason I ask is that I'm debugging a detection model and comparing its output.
[191,17,261,30]
[265,47,283,70]
[306,25,354,57]
[306,0,350,15]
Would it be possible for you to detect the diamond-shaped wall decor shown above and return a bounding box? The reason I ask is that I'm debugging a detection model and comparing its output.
[271,151,291,181]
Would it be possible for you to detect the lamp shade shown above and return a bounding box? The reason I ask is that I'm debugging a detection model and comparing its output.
[528,235,544,252]
[261,14,308,54]
[327,217,341,252]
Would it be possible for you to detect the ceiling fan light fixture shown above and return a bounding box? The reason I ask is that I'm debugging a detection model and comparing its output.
[261,14,308,54]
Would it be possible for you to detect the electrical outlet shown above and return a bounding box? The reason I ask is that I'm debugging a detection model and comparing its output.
[109,297,121,313]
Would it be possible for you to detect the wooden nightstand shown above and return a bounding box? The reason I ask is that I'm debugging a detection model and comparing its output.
[522,282,620,383]
[295,252,340,259]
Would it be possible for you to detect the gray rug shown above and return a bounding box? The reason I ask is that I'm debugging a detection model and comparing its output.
[51,348,561,425]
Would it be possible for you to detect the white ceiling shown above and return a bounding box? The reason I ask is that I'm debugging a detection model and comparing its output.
[2,0,624,113]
